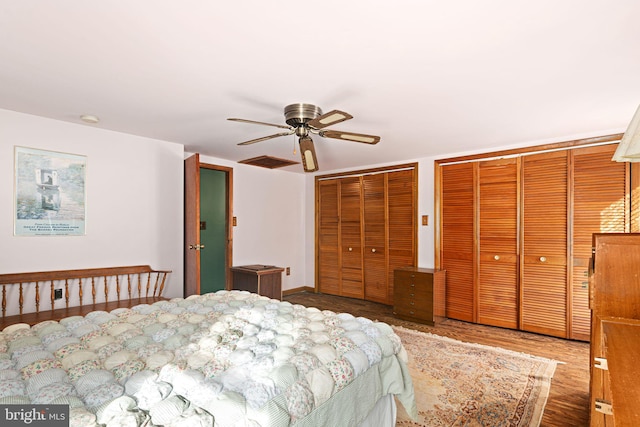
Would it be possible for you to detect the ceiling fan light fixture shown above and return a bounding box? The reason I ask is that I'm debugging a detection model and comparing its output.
[299,136,319,172]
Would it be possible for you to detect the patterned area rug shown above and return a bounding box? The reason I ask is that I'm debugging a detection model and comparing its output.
[393,326,557,427]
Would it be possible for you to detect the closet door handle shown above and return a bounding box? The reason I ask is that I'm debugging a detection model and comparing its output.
[348,247,353,252]
[539,256,547,263]
[494,255,500,261]
[371,248,376,253]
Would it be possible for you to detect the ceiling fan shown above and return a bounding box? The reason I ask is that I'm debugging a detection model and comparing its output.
[228,103,380,172]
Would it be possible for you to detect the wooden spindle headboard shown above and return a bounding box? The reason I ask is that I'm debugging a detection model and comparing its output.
[0,265,171,329]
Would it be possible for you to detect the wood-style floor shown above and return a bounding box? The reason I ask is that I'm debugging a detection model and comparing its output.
[284,292,590,427]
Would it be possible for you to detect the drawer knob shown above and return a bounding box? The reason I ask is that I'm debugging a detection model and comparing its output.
[539,256,547,263]
[410,293,414,297]
[410,301,414,305]
[494,255,500,261]
[409,311,414,315]
[410,283,415,287]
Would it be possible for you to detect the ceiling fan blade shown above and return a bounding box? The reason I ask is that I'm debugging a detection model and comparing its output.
[298,136,319,172]
[318,129,380,144]
[307,110,353,129]
[237,131,294,146]
[228,118,292,130]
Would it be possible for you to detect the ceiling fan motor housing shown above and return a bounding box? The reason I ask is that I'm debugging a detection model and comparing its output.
[284,103,322,127]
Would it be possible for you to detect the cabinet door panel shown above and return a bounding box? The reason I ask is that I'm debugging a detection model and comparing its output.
[478,158,519,329]
[521,151,568,338]
[441,163,475,322]
[600,318,640,427]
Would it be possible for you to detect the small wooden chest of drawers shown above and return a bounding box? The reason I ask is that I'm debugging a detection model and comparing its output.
[393,267,446,325]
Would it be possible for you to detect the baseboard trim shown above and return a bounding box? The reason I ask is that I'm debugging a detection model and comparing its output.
[282,286,315,296]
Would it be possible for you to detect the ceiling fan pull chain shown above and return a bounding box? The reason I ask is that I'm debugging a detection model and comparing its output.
[293,135,297,155]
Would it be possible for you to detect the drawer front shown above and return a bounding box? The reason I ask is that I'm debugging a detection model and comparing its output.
[394,304,433,322]
[394,271,432,298]
[394,270,432,286]
[394,291,431,308]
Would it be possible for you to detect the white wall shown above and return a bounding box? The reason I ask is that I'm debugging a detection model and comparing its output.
[197,154,307,292]
[0,109,184,298]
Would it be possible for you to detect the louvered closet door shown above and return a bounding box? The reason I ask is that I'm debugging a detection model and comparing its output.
[571,144,627,341]
[363,173,387,303]
[440,162,475,322]
[477,158,519,329]
[317,179,340,295]
[387,169,417,303]
[521,150,568,338]
[340,177,364,299]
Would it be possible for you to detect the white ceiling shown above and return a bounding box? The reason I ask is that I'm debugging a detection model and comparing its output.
[1,1,639,174]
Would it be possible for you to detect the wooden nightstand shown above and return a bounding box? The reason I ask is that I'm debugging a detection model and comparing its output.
[230,265,284,300]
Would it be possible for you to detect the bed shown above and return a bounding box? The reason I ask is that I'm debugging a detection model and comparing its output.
[0,268,417,427]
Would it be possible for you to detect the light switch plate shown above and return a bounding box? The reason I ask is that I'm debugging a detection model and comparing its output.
[422,215,429,226]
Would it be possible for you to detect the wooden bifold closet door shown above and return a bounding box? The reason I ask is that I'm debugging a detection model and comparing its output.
[440,162,475,322]
[362,173,386,303]
[316,165,417,305]
[317,179,340,296]
[478,158,519,329]
[438,141,629,340]
[521,150,569,338]
[340,176,364,299]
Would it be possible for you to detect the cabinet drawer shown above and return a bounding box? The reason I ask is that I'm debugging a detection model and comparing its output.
[394,270,433,286]
[394,304,434,322]
[394,291,431,307]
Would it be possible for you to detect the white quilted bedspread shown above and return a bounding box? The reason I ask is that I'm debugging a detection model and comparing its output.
[0,290,416,426]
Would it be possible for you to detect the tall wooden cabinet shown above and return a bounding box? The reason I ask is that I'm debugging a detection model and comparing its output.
[589,233,640,426]
[316,164,417,305]
[438,141,630,340]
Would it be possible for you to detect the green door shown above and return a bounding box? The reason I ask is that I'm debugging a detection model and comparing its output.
[199,168,227,294]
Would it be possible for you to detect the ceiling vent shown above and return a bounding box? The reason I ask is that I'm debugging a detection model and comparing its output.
[238,155,299,169]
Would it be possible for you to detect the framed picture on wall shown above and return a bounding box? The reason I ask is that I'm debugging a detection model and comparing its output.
[14,146,87,236]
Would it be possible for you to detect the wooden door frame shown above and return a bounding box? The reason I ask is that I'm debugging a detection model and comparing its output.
[184,154,201,297]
